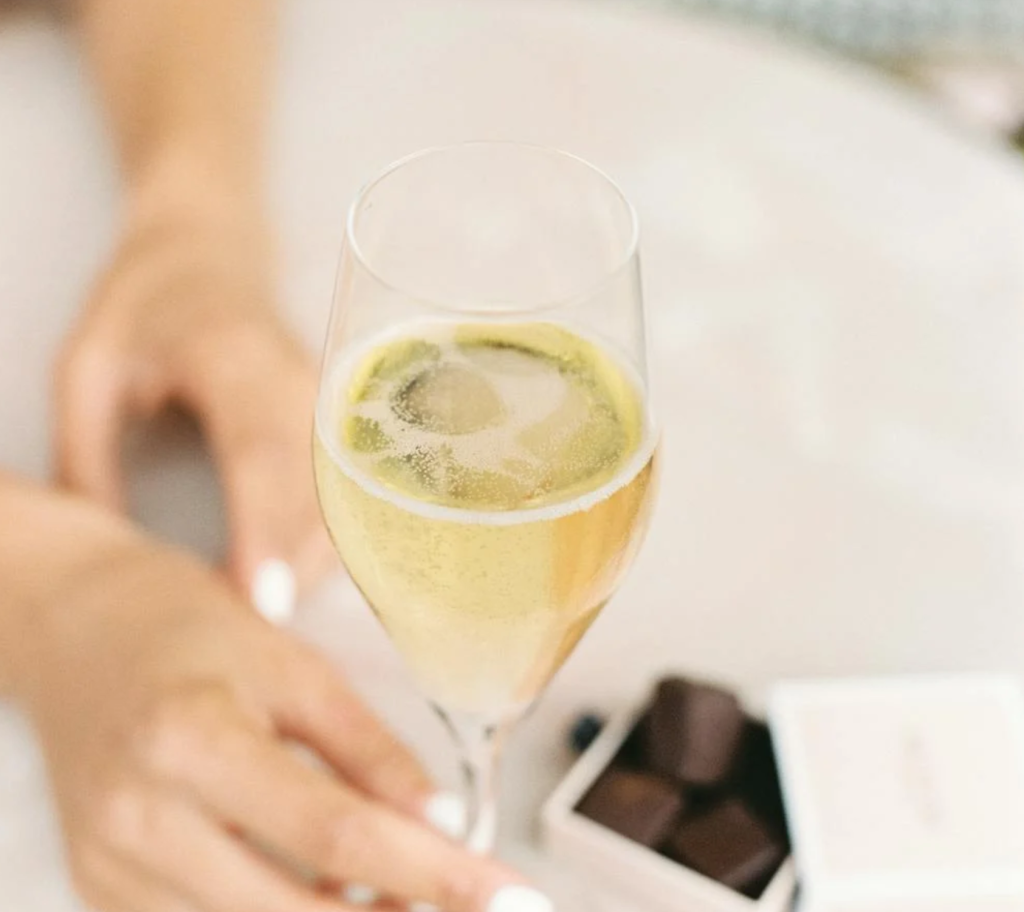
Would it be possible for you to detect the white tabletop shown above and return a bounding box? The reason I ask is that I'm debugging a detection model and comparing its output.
[3,0,1024,909]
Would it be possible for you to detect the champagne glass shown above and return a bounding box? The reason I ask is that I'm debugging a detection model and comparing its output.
[313,142,659,854]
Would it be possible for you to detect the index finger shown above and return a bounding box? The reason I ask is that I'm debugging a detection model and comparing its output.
[272,644,461,832]
[171,702,550,912]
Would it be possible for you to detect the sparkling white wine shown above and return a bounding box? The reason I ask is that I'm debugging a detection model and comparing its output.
[314,322,657,716]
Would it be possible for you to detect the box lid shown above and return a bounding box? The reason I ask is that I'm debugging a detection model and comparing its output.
[769,675,1024,909]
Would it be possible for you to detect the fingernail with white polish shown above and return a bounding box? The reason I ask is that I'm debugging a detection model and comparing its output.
[251,559,296,626]
[409,903,440,912]
[344,884,379,905]
[487,886,554,912]
[424,792,467,840]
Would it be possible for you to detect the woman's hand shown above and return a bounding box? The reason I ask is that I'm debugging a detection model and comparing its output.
[54,198,332,612]
[16,531,547,912]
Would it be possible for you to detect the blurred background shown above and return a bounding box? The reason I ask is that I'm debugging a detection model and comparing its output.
[4,0,1024,145]
[635,0,1024,144]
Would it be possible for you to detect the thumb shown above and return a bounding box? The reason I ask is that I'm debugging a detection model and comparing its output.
[214,416,303,624]
[54,338,129,512]
[190,335,331,622]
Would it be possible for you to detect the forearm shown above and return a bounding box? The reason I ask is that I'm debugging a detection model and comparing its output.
[0,474,140,699]
[73,0,275,223]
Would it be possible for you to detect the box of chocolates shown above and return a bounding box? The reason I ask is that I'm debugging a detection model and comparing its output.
[544,674,1024,912]
[542,678,797,912]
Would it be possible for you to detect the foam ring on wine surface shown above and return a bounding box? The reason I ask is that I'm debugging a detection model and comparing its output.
[315,319,658,527]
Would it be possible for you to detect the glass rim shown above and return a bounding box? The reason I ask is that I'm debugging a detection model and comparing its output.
[343,140,641,315]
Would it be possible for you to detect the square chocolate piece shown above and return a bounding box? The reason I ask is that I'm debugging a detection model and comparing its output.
[666,797,786,896]
[577,769,686,848]
[646,677,746,787]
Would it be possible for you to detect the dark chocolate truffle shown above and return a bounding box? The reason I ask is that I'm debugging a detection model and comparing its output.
[577,769,686,848]
[666,798,785,895]
[646,678,746,787]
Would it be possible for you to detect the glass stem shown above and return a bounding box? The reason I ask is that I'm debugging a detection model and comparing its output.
[441,712,507,854]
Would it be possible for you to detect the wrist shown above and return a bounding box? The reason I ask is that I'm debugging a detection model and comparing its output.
[0,478,144,700]
[124,142,269,245]
[109,166,278,324]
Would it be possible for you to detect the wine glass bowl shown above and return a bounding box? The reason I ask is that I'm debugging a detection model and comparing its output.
[313,142,658,853]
